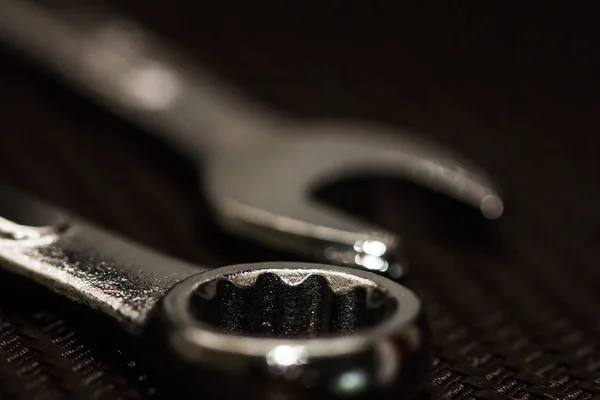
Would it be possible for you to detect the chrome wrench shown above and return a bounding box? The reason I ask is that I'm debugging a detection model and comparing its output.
[0,187,429,399]
[0,0,504,279]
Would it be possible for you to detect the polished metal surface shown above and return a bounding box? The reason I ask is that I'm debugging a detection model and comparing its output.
[0,187,198,332]
[0,0,504,278]
[0,187,428,398]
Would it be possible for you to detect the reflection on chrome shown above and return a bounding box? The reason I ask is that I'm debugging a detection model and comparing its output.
[0,217,60,242]
[323,237,405,279]
[334,370,368,396]
[353,239,390,272]
[354,254,387,272]
[122,62,180,110]
[355,240,387,257]
[85,22,181,110]
[266,345,308,373]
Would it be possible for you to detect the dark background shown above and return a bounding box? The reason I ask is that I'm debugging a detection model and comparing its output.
[0,2,599,399]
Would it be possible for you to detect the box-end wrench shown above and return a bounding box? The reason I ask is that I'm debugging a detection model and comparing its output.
[0,187,430,399]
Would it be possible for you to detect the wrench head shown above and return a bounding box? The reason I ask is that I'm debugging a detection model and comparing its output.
[163,262,429,399]
[204,122,503,279]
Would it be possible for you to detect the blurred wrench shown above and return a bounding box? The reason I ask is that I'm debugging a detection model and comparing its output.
[0,0,504,279]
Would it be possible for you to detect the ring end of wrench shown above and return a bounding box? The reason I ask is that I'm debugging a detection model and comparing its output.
[158,262,430,399]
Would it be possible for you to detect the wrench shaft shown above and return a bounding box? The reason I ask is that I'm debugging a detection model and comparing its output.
[0,187,200,333]
[0,0,280,158]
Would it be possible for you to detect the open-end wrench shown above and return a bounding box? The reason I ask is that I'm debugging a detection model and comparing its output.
[0,0,504,279]
[0,186,430,399]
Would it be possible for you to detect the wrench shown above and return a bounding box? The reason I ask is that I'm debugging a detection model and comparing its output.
[0,0,504,279]
[0,187,429,399]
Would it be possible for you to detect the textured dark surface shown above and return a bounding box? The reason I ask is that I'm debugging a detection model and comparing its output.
[1,2,600,399]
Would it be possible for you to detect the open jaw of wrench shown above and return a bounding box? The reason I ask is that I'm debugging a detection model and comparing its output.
[0,187,430,399]
[0,0,504,279]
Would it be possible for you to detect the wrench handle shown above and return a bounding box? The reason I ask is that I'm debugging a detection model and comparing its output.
[0,186,200,333]
[0,0,278,157]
